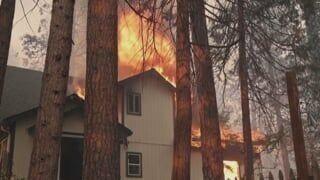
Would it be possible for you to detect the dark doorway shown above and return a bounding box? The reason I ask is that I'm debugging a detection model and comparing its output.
[60,137,83,180]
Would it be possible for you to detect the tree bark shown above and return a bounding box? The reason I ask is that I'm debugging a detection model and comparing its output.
[285,71,309,180]
[297,1,320,168]
[28,0,75,179]
[237,0,254,179]
[0,0,15,104]
[83,0,119,179]
[190,0,224,179]
[171,0,192,179]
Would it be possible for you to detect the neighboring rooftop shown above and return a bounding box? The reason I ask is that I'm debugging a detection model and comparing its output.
[0,66,43,120]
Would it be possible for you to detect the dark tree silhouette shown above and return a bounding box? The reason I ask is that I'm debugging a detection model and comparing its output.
[0,0,16,104]
[237,0,254,179]
[83,0,120,179]
[190,0,224,179]
[28,0,75,179]
[171,0,192,179]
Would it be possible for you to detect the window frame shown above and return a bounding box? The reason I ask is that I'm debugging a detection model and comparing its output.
[127,92,141,115]
[126,152,142,178]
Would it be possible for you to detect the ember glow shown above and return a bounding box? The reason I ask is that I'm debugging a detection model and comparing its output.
[191,127,265,150]
[74,84,85,99]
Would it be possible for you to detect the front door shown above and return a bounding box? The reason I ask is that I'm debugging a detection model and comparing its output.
[60,136,83,180]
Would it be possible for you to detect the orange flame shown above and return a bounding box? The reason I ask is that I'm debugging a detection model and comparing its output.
[191,127,265,152]
[118,11,175,83]
[74,84,85,99]
[70,10,176,98]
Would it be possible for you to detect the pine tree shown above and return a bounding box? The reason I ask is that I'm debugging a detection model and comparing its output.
[190,0,224,179]
[237,0,254,179]
[286,71,309,180]
[28,0,75,179]
[82,0,120,179]
[171,0,192,179]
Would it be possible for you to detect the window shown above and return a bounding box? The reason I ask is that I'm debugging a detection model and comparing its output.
[127,92,141,115]
[126,152,142,177]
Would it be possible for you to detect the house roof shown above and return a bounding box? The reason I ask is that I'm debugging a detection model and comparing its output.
[0,66,174,122]
[0,66,43,120]
[2,93,133,138]
[119,68,175,90]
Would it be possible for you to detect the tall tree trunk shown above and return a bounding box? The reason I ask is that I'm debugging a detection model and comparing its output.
[28,0,75,179]
[83,0,119,179]
[0,0,15,104]
[190,0,224,179]
[298,1,320,107]
[268,65,291,180]
[237,0,254,179]
[171,0,192,179]
[297,1,320,167]
[286,71,309,180]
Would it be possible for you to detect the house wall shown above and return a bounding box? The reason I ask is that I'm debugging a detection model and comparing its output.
[120,75,175,180]
[121,142,173,180]
[11,74,249,180]
[11,74,177,179]
[12,115,34,179]
[122,75,174,145]
[11,110,85,179]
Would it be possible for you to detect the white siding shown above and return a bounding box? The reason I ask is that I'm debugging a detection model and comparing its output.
[12,116,33,179]
[120,74,176,179]
[11,73,176,179]
[120,142,173,180]
[123,75,174,145]
[12,110,85,179]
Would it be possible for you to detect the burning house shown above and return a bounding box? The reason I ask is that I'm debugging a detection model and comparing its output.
[0,66,267,179]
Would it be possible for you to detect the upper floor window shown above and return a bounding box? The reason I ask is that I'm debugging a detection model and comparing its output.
[127,92,141,115]
[126,152,142,177]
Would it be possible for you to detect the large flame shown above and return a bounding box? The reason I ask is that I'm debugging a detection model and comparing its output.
[69,10,259,179]
[70,10,175,98]
[118,11,175,82]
